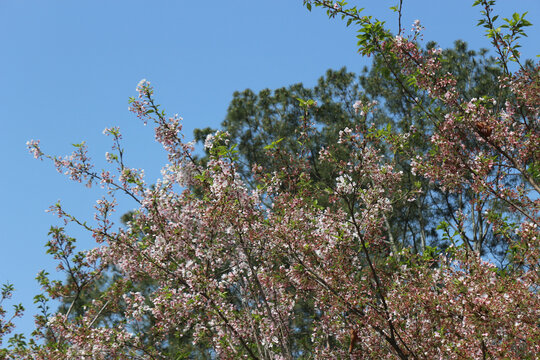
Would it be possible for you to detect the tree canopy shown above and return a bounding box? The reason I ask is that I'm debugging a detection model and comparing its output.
[1,1,538,359]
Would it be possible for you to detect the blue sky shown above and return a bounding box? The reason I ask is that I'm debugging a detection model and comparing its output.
[1,0,538,339]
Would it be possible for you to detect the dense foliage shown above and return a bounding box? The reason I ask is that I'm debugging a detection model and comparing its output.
[2,0,538,359]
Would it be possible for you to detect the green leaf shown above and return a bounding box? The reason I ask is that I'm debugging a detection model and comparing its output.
[264,138,284,150]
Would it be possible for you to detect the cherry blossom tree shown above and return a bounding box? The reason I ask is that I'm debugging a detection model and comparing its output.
[3,0,538,358]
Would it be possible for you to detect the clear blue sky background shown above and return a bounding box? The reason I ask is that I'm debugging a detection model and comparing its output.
[1,0,538,339]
